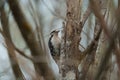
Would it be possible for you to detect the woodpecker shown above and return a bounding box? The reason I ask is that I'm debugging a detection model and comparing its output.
[48,30,61,58]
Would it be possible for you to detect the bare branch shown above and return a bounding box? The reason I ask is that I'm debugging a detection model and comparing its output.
[90,0,111,39]
[8,0,56,79]
[41,0,65,20]
[0,6,25,80]
[82,5,91,26]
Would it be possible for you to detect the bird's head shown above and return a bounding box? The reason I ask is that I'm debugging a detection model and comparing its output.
[50,30,59,36]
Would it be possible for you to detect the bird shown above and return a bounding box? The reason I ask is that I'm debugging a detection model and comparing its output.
[48,30,61,61]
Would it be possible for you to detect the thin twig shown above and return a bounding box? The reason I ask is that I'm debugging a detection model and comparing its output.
[82,5,91,26]
[90,0,111,39]
[41,0,65,20]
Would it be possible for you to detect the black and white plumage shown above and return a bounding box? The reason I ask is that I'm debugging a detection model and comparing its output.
[48,30,61,57]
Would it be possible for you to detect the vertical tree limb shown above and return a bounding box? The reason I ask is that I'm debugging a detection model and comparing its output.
[8,0,56,80]
[60,0,83,79]
[0,6,25,80]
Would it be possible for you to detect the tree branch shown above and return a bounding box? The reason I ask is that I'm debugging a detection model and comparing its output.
[0,6,25,80]
[8,0,56,79]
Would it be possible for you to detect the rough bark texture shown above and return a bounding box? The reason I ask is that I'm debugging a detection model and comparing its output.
[60,0,83,79]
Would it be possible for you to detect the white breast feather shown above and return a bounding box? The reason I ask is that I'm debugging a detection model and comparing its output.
[51,36,61,49]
